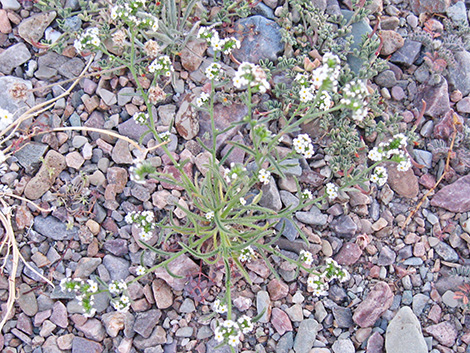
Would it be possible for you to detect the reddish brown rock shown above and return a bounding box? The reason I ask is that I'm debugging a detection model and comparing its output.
[334,242,362,265]
[175,93,199,140]
[380,30,404,56]
[271,308,292,335]
[106,167,128,193]
[153,254,199,291]
[0,10,12,34]
[424,321,457,347]
[246,259,270,278]
[410,0,450,15]
[416,79,450,119]
[267,279,289,301]
[386,162,419,199]
[431,174,470,212]
[180,40,207,72]
[352,281,394,328]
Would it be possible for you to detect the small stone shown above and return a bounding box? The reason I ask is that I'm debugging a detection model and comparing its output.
[390,40,422,67]
[385,307,427,353]
[271,308,292,335]
[1,0,21,10]
[332,338,355,353]
[409,0,450,14]
[417,79,450,118]
[175,93,199,140]
[17,284,38,317]
[431,174,470,212]
[181,40,207,72]
[295,206,328,226]
[180,298,196,313]
[111,139,133,164]
[285,304,303,322]
[72,336,103,353]
[380,30,404,56]
[0,43,31,75]
[66,151,85,169]
[257,290,271,323]
[134,309,161,338]
[33,215,78,241]
[377,246,396,266]
[334,243,362,265]
[442,290,459,308]
[50,301,68,328]
[153,254,199,290]
[268,279,289,301]
[332,306,354,328]
[260,177,282,211]
[103,255,129,280]
[0,10,11,34]
[57,333,74,350]
[18,11,56,45]
[386,162,419,199]
[330,215,357,238]
[293,319,319,353]
[73,257,101,278]
[353,281,393,328]
[424,321,458,347]
[457,97,470,113]
[103,239,128,256]
[433,241,459,262]
[133,326,167,350]
[367,331,384,353]
[101,311,129,337]
[117,117,153,145]
[374,70,397,88]
[391,86,405,100]
[152,279,173,309]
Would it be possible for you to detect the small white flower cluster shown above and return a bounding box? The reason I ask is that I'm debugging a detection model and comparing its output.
[299,250,313,266]
[293,134,314,159]
[258,169,271,185]
[125,210,155,241]
[109,279,128,295]
[111,295,131,312]
[149,55,173,77]
[340,79,369,121]
[214,316,254,347]
[130,160,154,184]
[74,27,100,54]
[238,246,256,262]
[198,26,240,55]
[233,62,270,94]
[301,189,313,200]
[223,163,246,183]
[133,112,149,125]
[295,53,341,103]
[368,133,411,172]
[0,108,14,131]
[370,166,388,186]
[158,130,171,141]
[205,211,214,220]
[205,62,223,81]
[325,183,338,200]
[196,92,210,107]
[213,299,228,314]
[307,258,350,296]
[144,40,160,58]
[135,265,146,276]
[60,278,99,317]
[148,85,166,104]
[110,1,158,32]
[109,280,131,312]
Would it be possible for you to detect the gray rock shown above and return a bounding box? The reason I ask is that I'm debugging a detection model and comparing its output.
[133,326,167,349]
[103,255,130,280]
[72,337,103,353]
[433,241,459,262]
[332,339,355,353]
[0,76,35,115]
[232,16,284,63]
[276,331,294,353]
[103,239,128,256]
[279,159,302,176]
[18,11,56,45]
[0,43,31,75]
[385,306,427,353]
[257,290,271,323]
[295,206,328,226]
[341,10,373,73]
[33,216,78,241]
[377,246,396,266]
[446,1,467,25]
[332,306,353,328]
[111,139,133,164]
[374,70,397,88]
[18,284,38,316]
[13,142,48,173]
[252,2,275,19]
[134,309,162,338]
[260,176,282,211]
[293,319,319,353]
[207,338,237,353]
[63,16,82,31]
[390,40,422,67]
[447,50,470,96]
[180,298,196,313]
[275,218,299,241]
[117,87,135,106]
[0,0,21,10]
[73,257,102,278]
[412,293,429,316]
[117,116,153,145]
[330,215,357,237]
[413,150,432,168]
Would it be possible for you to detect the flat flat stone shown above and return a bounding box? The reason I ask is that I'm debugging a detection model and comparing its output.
[0,43,31,74]
[385,306,427,353]
[352,281,393,328]
[72,337,103,353]
[293,319,319,353]
[33,216,78,241]
[18,11,56,45]
[431,174,470,212]
[0,76,35,115]
[153,254,199,290]
[424,321,458,347]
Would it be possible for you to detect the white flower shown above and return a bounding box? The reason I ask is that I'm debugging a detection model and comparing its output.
[109,282,119,295]
[293,134,314,159]
[368,147,383,162]
[136,266,146,276]
[258,169,271,185]
[87,280,98,293]
[325,183,338,200]
[214,327,224,342]
[397,160,411,172]
[228,335,240,347]
[213,299,228,314]
[0,108,14,131]
[205,211,214,220]
[239,197,246,206]
[299,249,313,266]
[301,190,313,200]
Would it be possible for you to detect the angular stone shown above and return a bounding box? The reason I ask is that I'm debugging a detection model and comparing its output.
[268,279,289,301]
[133,326,167,350]
[330,215,357,238]
[431,175,470,212]
[17,284,38,317]
[24,150,66,200]
[332,339,355,353]
[386,162,419,199]
[433,241,459,262]
[134,309,161,338]
[101,311,133,337]
[385,307,427,353]
[232,16,284,63]
[293,319,319,353]
[334,243,362,265]
[410,0,450,14]
[332,306,354,328]
[181,40,207,72]
[103,255,129,281]
[352,281,393,328]
[260,177,282,211]
[0,76,35,115]
[76,318,105,341]
[257,290,271,323]
[111,139,133,164]
[106,167,128,193]
[50,301,68,328]
[73,257,101,278]
[391,40,422,67]
[18,11,56,45]
[153,254,199,290]
[175,93,199,140]
[424,321,457,347]
[377,246,396,266]
[117,115,153,145]
[295,207,328,226]
[380,30,404,56]
[72,337,103,353]
[0,43,31,75]
[271,308,292,335]
[33,216,78,241]
[416,79,450,118]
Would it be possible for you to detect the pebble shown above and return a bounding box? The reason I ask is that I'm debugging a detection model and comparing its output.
[271,308,292,335]
[18,284,38,317]
[330,215,357,238]
[33,215,78,241]
[180,298,195,313]
[134,309,161,338]
[50,301,68,329]
[332,338,355,353]
[260,177,282,211]
[293,319,319,353]
[386,162,419,199]
[352,281,394,327]
[295,207,328,226]
[424,321,458,347]
[431,174,470,212]
[442,290,459,308]
[267,279,289,301]
[334,243,362,265]
[257,290,271,323]
[103,254,130,280]
[433,241,459,262]
[0,43,31,75]
[332,306,353,328]
[285,304,303,322]
[377,246,396,266]
[385,306,427,353]
[1,0,21,10]
[390,40,422,67]
[456,97,470,113]
[153,254,199,290]
[133,326,167,349]
[380,30,404,56]
[72,336,103,353]
[447,51,470,97]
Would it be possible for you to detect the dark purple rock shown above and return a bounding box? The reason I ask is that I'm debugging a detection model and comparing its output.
[352,281,394,328]
[431,175,470,212]
[232,16,284,64]
[334,242,362,265]
[416,79,450,118]
[377,246,396,266]
[117,117,153,145]
[447,50,470,96]
[330,215,357,238]
[72,337,103,353]
[409,0,450,14]
[367,331,384,353]
[103,239,128,256]
[390,40,422,67]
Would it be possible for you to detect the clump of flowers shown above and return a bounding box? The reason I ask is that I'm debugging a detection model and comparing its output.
[213,299,228,314]
[214,317,254,347]
[112,29,127,47]
[110,0,158,31]
[143,39,160,58]
[224,163,247,183]
[198,26,240,55]
[370,166,388,186]
[196,92,210,107]
[293,134,314,158]
[60,278,99,317]
[307,275,329,296]
[325,183,338,200]
[74,27,100,54]
[238,246,256,262]
[299,250,313,266]
[205,62,223,81]
[233,62,270,94]
[301,189,313,200]
[129,160,154,184]
[368,133,411,172]
[307,258,349,296]
[205,211,214,220]
[149,55,174,77]
[148,85,166,104]
[258,169,271,185]
[132,112,149,125]
[0,108,14,131]
[340,79,369,121]
[125,210,155,241]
